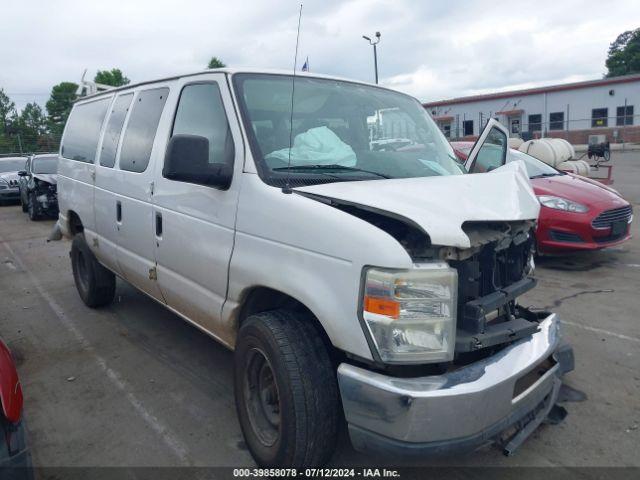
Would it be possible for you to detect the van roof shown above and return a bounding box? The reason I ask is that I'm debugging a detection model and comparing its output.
[75,68,402,103]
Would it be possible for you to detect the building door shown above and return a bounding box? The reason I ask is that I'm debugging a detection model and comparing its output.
[509,116,521,136]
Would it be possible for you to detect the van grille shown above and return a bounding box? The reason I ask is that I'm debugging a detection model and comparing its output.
[592,205,632,229]
[450,227,539,355]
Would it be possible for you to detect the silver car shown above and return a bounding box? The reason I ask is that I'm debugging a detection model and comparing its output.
[0,157,27,204]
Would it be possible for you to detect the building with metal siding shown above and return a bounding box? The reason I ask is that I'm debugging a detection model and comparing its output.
[423,73,640,144]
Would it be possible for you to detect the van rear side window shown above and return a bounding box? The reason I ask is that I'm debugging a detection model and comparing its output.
[100,93,134,168]
[62,98,110,163]
[119,88,169,173]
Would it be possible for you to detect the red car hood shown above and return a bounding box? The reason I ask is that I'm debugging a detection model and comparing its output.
[531,173,628,210]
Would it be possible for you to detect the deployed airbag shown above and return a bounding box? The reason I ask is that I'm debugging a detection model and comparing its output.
[266,126,357,166]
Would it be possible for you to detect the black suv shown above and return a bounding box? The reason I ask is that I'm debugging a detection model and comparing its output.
[18,154,59,220]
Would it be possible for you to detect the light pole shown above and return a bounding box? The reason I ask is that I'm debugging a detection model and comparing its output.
[362,31,381,84]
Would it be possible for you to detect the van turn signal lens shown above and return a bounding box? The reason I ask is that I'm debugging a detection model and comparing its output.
[364,296,400,319]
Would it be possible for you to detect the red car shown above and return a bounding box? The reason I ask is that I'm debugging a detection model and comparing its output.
[0,338,30,475]
[452,141,632,254]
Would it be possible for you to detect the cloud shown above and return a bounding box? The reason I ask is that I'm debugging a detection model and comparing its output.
[1,0,637,111]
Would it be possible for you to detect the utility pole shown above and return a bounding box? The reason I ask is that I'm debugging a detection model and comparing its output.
[362,32,381,84]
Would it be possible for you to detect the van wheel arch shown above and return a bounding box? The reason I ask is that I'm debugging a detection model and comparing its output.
[236,287,336,359]
[67,210,84,236]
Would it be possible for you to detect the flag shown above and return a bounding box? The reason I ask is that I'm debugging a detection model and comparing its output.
[301,57,309,72]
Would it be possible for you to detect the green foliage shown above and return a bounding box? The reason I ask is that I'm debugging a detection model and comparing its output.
[0,88,18,153]
[46,82,78,136]
[94,68,130,87]
[606,28,640,77]
[14,103,48,152]
[0,88,16,133]
[207,57,226,69]
[1,85,70,154]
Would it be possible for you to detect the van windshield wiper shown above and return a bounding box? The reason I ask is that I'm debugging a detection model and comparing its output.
[273,164,390,179]
[530,172,560,179]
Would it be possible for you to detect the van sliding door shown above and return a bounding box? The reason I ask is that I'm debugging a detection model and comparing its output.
[112,87,170,302]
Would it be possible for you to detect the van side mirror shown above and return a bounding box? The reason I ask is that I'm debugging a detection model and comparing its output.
[163,134,232,190]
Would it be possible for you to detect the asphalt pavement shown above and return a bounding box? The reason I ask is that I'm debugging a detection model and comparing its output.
[0,152,638,468]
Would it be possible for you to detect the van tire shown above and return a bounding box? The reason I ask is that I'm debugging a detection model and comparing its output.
[71,233,116,308]
[234,310,339,467]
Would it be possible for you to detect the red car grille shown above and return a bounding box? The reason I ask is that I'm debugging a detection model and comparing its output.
[592,205,632,229]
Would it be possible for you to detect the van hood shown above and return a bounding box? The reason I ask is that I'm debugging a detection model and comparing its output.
[295,161,539,249]
[33,173,57,185]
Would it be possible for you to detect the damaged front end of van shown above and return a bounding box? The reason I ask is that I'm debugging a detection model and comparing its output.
[291,159,574,457]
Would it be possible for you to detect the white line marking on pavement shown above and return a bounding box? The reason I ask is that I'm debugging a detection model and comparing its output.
[562,319,640,344]
[1,239,192,465]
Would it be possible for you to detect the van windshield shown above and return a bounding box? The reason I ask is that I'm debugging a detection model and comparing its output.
[234,74,463,186]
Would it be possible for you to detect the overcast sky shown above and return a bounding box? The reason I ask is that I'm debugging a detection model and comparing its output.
[2,0,638,111]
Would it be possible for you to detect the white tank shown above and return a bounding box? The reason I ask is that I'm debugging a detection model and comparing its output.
[576,159,591,176]
[508,137,524,150]
[549,138,572,162]
[557,161,579,174]
[557,138,575,159]
[519,139,558,166]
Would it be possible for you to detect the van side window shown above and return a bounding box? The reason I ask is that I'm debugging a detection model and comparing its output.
[171,83,234,167]
[61,98,110,163]
[119,88,169,173]
[100,93,134,168]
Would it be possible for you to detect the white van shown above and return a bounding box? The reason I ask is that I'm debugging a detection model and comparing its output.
[55,69,573,467]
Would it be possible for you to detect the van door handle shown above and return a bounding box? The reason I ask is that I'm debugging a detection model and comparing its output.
[116,201,122,222]
[155,212,163,238]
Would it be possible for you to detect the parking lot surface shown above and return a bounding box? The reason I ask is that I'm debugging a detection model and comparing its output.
[0,152,639,468]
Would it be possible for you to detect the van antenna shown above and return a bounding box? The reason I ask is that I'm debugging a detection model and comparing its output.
[282,3,303,194]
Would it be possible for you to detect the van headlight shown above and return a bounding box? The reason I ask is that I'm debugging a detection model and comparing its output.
[361,264,457,364]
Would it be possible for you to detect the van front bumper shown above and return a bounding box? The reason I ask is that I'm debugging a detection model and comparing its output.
[338,313,573,457]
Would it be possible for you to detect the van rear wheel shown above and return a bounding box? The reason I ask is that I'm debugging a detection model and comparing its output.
[71,233,116,308]
[234,310,339,467]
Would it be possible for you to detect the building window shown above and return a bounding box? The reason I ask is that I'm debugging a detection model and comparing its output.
[616,105,634,126]
[463,120,473,136]
[442,124,451,138]
[591,108,608,128]
[528,114,541,132]
[549,112,564,130]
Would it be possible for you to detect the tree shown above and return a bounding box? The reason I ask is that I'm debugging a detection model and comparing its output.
[0,88,16,133]
[605,28,640,77]
[13,103,47,152]
[94,68,130,87]
[46,82,78,135]
[207,57,226,69]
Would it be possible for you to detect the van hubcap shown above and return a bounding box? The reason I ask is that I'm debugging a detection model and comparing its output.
[244,348,281,446]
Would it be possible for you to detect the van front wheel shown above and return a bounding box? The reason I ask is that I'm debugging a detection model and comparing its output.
[71,233,116,308]
[234,310,339,467]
